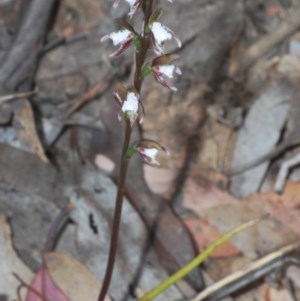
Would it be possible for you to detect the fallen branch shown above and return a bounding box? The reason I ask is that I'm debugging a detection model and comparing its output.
[236,7,300,74]
[0,0,58,90]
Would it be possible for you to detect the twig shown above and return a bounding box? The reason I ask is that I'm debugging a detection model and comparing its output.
[236,7,300,73]
[191,242,300,301]
[43,203,74,253]
[13,273,50,301]
[66,78,112,119]
[0,0,57,89]
[224,134,300,176]
[274,152,300,193]
[0,89,37,106]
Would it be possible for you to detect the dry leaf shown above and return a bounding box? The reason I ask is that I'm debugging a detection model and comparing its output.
[14,100,48,163]
[45,252,111,301]
[230,82,291,197]
[264,285,295,301]
[247,182,300,237]
[0,215,33,300]
[182,177,236,213]
[183,217,240,258]
[197,118,234,170]
[202,203,297,259]
[26,264,72,301]
[94,153,115,173]
[143,165,177,197]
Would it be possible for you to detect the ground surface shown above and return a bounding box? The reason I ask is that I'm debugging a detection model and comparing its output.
[1,1,300,301]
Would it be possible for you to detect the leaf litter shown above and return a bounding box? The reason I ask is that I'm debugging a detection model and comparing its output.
[2,0,300,301]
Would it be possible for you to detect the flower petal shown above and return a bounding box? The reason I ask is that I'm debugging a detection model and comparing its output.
[100,29,134,57]
[153,64,181,91]
[139,148,160,166]
[150,22,181,54]
[122,92,139,126]
[126,0,142,17]
[136,140,168,167]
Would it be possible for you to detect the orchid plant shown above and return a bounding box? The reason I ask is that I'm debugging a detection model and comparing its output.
[97,1,181,301]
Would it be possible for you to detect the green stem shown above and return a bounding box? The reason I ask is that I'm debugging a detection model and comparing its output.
[138,216,265,301]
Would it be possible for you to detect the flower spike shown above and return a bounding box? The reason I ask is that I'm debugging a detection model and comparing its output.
[101,29,135,57]
[149,22,181,54]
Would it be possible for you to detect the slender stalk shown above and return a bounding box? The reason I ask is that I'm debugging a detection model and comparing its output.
[134,0,153,93]
[97,122,132,301]
[97,3,153,300]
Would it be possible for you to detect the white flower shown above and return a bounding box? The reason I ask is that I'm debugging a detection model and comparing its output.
[136,140,169,167]
[113,86,144,126]
[153,64,182,91]
[150,22,181,54]
[100,29,134,57]
[121,92,139,126]
[122,92,138,114]
[138,148,160,166]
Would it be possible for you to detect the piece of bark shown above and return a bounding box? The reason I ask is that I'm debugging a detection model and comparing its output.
[0,0,58,90]
[229,82,291,197]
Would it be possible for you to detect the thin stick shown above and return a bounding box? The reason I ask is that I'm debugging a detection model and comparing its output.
[13,273,50,301]
[0,89,37,105]
[43,203,74,254]
[66,79,111,119]
[191,242,300,301]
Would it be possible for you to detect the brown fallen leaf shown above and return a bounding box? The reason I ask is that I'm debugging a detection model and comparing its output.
[14,99,48,163]
[183,217,240,259]
[197,117,235,171]
[247,182,300,237]
[264,284,296,301]
[0,215,33,300]
[45,252,112,301]
[182,177,297,259]
[182,177,236,213]
[143,165,177,198]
